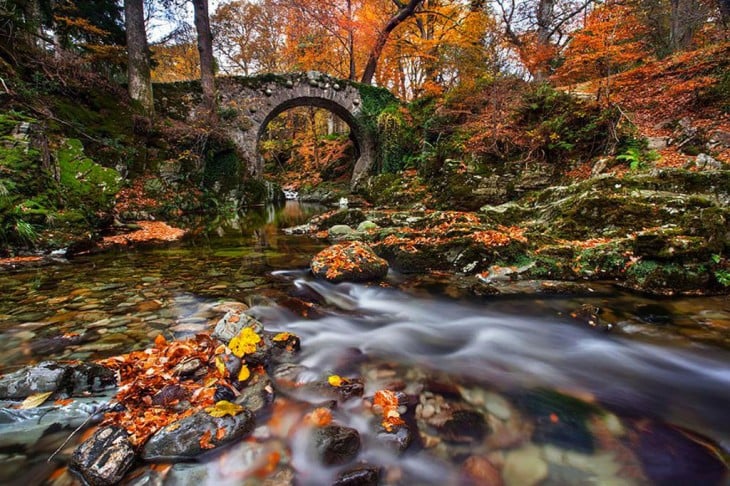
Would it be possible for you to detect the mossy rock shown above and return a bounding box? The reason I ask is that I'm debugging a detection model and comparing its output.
[625,260,712,295]
[633,230,722,262]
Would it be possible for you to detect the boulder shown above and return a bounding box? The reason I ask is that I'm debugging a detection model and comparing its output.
[142,408,255,461]
[0,362,115,399]
[70,426,135,486]
[312,425,361,465]
[212,311,264,343]
[333,465,380,486]
[311,242,388,283]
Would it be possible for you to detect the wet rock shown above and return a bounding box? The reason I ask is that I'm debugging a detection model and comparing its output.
[235,375,275,420]
[634,303,674,325]
[438,410,488,443]
[516,390,596,453]
[0,361,115,399]
[461,456,503,486]
[267,331,301,364]
[376,423,415,453]
[311,242,388,283]
[0,391,114,449]
[212,311,264,343]
[502,445,548,486]
[142,408,255,461]
[70,426,135,486]
[0,361,67,399]
[312,425,361,466]
[333,465,380,486]
[570,304,612,332]
[69,363,117,394]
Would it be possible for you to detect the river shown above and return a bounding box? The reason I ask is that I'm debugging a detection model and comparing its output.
[0,201,728,485]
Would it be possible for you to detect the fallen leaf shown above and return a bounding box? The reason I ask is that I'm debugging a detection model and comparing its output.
[199,430,215,450]
[327,375,344,387]
[19,391,53,409]
[229,328,261,358]
[238,364,251,382]
[205,400,244,418]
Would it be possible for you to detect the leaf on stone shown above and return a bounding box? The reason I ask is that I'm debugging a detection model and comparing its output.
[373,390,405,432]
[199,430,215,450]
[272,332,293,342]
[238,364,251,382]
[229,327,261,358]
[215,356,227,377]
[328,374,344,387]
[205,400,244,418]
[19,391,54,409]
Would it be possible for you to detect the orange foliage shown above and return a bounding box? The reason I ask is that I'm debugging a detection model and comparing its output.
[372,390,405,432]
[555,2,648,85]
[100,222,186,248]
[98,333,226,446]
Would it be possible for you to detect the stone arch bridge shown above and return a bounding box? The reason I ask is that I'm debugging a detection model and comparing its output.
[155,72,377,188]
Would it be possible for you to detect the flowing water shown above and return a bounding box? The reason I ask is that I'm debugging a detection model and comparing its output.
[0,201,729,485]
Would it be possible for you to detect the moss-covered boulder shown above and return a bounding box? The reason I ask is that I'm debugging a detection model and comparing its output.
[311,241,389,283]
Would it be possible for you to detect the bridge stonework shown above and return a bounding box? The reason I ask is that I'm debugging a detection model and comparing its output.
[157,72,376,188]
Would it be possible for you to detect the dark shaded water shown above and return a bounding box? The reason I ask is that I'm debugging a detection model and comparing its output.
[0,201,728,485]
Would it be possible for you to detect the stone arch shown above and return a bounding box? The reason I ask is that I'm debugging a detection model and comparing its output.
[215,73,376,188]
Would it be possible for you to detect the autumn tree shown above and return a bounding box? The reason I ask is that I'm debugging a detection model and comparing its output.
[212,0,286,75]
[555,1,648,101]
[490,0,595,80]
[361,0,424,85]
[378,0,499,97]
[125,0,154,114]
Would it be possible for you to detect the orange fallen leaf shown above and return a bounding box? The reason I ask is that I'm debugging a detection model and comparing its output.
[199,430,215,450]
[306,407,333,427]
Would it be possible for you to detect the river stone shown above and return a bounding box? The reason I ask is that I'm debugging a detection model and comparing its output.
[376,423,415,453]
[461,456,503,486]
[142,408,255,461]
[356,221,379,232]
[311,242,388,283]
[502,445,548,486]
[235,375,275,420]
[333,465,380,486]
[329,225,355,238]
[212,311,264,343]
[439,410,488,443]
[312,425,361,465]
[70,426,135,486]
[0,361,67,399]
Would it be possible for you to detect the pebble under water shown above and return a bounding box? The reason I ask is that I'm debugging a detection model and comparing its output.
[0,202,728,485]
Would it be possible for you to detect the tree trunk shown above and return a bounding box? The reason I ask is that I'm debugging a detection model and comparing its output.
[124,0,154,115]
[360,0,423,85]
[347,0,356,80]
[534,0,555,81]
[192,0,216,117]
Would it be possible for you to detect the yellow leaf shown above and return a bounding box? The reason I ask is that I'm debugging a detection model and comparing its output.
[327,375,343,387]
[205,400,244,418]
[19,391,54,409]
[272,332,292,342]
[229,327,261,358]
[215,356,227,376]
[238,364,251,382]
